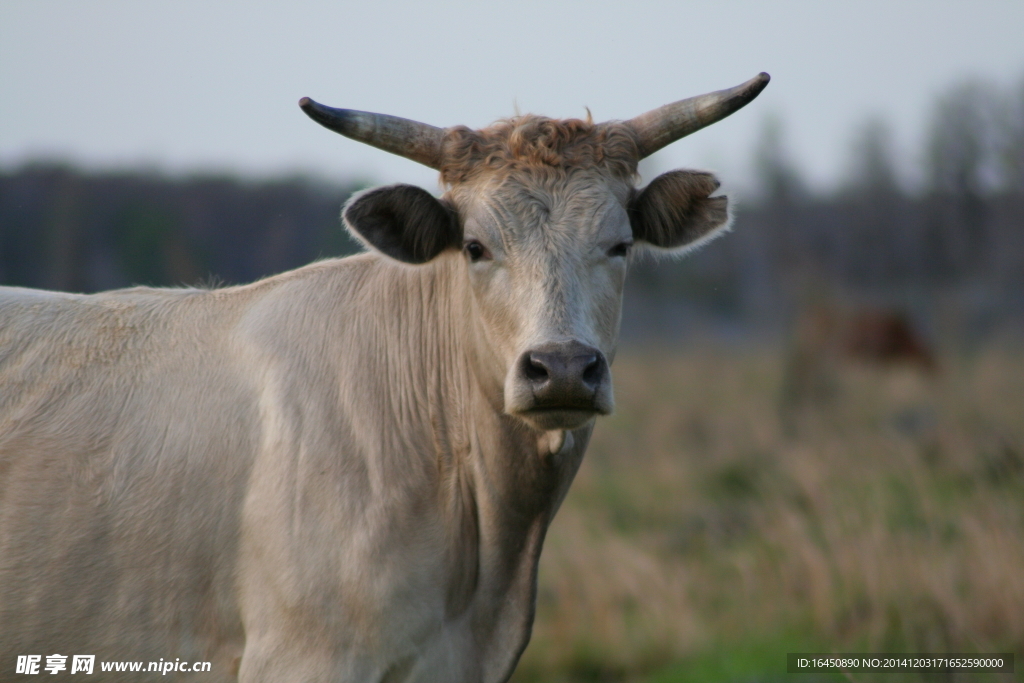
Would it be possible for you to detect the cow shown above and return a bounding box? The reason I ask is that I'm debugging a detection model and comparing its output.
[0,73,768,682]
[840,308,937,372]
[780,303,938,430]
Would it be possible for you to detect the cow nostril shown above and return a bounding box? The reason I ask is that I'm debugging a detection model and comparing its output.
[524,355,550,382]
[582,355,602,386]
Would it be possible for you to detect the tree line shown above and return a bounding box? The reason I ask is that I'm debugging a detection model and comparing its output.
[2,75,1022,342]
[624,75,1024,342]
[0,168,363,292]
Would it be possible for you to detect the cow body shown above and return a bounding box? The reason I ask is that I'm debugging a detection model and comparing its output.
[1,74,768,681]
[2,256,580,681]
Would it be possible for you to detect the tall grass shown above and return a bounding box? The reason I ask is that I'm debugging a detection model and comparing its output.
[514,345,1024,682]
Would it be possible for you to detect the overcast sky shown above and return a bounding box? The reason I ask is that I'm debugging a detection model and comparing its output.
[2,1,1022,194]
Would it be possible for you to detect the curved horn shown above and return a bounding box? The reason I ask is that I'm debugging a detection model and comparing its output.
[626,72,770,159]
[299,98,445,170]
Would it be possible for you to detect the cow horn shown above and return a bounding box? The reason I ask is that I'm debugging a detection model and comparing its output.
[299,98,445,170]
[626,72,770,159]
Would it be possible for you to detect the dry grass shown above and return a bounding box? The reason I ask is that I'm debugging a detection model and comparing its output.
[514,344,1024,682]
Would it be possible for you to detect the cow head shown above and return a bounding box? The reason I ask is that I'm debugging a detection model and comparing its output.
[300,74,768,432]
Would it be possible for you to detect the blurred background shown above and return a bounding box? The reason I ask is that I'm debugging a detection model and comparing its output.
[2,1,1022,681]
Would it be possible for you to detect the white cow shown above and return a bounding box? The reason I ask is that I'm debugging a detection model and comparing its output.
[0,73,768,682]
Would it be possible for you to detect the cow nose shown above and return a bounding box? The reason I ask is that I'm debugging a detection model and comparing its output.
[518,341,608,409]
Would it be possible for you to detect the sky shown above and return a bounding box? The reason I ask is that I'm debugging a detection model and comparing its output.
[2,1,1022,195]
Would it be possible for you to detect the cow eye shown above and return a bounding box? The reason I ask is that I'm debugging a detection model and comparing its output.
[464,240,491,262]
[608,241,633,258]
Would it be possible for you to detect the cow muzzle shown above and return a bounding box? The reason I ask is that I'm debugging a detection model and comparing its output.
[505,340,613,431]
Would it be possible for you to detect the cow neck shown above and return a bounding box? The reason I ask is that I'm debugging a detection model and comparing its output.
[410,253,584,515]
[375,253,587,624]
[420,252,590,670]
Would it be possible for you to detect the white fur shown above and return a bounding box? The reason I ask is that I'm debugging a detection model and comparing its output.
[1,163,729,683]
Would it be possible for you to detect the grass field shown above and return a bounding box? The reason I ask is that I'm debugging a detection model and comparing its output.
[511,344,1024,683]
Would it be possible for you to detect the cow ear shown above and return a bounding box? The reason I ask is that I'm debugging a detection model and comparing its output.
[343,184,461,264]
[628,170,731,254]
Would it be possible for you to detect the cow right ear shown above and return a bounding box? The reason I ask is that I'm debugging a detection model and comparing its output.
[343,184,462,264]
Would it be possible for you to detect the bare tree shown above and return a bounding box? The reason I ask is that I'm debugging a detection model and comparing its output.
[838,116,908,288]
[926,79,1000,198]
[922,79,1002,280]
[844,116,902,199]
[753,113,805,206]
[997,76,1024,194]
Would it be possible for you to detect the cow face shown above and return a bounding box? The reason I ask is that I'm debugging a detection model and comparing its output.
[301,73,768,432]
[342,162,730,432]
[450,170,633,432]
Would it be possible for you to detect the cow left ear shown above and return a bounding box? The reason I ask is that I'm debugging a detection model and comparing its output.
[343,184,462,264]
[628,170,731,254]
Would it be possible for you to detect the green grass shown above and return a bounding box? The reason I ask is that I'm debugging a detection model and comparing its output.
[645,634,841,683]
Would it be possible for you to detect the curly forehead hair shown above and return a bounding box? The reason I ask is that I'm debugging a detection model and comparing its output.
[438,115,641,186]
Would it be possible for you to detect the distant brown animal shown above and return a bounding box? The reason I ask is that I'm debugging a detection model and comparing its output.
[1,75,769,682]
[841,309,937,372]
[781,305,937,419]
